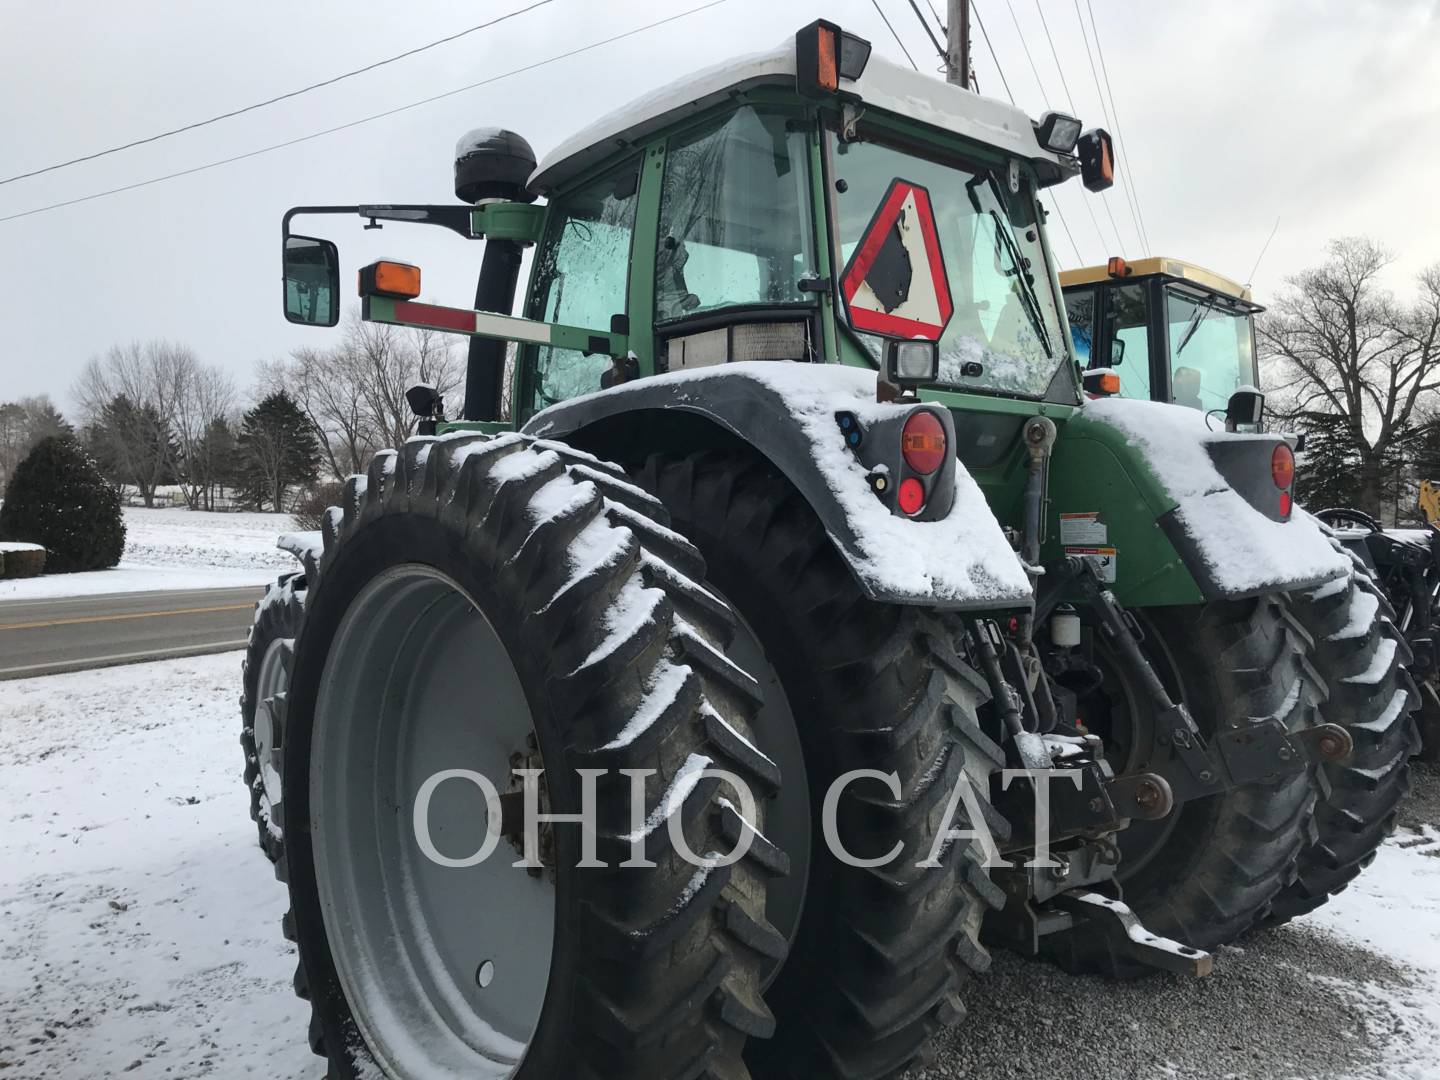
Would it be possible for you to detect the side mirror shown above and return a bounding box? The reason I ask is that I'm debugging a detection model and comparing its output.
[1109,336,1126,365]
[1225,386,1265,432]
[283,235,340,327]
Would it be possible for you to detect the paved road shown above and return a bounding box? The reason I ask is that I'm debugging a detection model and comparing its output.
[0,586,263,680]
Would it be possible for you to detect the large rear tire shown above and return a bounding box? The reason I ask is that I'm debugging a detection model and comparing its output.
[239,571,306,862]
[279,435,782,1079]
[1047,595,1323,976]
[638,450,1005,1080]
[1268,548,1419,923]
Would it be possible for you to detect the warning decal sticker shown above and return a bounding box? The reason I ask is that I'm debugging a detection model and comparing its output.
[1064,545,1117,584]
[1059,512,1107,545]
[839,178,953,341]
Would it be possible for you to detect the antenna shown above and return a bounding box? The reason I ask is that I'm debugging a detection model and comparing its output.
[1246,217,1281,288]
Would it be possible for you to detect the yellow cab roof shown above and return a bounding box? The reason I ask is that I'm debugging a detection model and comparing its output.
[1059,257,1259,307]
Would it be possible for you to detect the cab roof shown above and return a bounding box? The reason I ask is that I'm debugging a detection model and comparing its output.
[529,40,1075,194]
[1060,257,1260,307]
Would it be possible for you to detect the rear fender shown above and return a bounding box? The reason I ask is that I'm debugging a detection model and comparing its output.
[524,363,1033,610]
[1065,399,1349,601]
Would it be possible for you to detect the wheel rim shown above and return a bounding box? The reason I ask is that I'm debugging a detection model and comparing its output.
[311,565,555,1079]
[253,636,291,809]
[722,599,810,983]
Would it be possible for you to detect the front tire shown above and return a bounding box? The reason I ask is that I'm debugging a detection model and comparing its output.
[239,571,306,862]
[280,435,782,1079]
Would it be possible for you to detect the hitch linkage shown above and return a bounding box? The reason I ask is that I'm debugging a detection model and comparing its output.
[1060,556,1352,804]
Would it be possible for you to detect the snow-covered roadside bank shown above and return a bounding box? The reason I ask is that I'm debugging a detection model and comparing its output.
[0,507,295,601]
[0,653,311,1079]
[1,652,1437,1080]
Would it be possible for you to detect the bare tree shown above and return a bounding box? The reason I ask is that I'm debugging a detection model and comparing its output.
[1259,238,1440,518]
[271,311,462,483]
[74,341,235,509]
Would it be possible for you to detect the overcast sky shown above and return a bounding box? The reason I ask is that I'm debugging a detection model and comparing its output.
[2,0,1438,417]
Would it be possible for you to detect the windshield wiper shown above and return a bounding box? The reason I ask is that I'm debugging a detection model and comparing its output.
[987,208,1052,357]
[1175,296,1220,356]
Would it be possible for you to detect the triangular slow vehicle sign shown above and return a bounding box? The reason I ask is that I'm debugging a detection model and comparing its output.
[840,178,953,342]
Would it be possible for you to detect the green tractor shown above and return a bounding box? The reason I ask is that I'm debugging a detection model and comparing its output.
[242,23,1403,1079]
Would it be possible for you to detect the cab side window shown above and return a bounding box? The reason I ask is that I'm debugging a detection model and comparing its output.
[1103,284,1152,400]
[525,160,640,412]
[1064,287,1096,368]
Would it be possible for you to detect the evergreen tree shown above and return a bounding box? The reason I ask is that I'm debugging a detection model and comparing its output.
[86,394,178,506]
[0,435,125,572]
[237,392,321,511]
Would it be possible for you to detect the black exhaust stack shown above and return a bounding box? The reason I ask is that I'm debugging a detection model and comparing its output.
[454,129,537,421]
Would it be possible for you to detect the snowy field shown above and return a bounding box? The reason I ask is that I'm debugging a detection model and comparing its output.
[0,507,295,600]
[1,652,1438,1079]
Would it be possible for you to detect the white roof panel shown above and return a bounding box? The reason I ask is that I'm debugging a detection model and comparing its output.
[529,41,1070,193]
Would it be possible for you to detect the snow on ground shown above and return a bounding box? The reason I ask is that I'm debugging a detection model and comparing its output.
[0,508,295,600]
[1,652,1438,1079]
[0,653,311,1079]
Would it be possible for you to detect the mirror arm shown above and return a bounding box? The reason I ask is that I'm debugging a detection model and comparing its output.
[357,205,475,238]
[282,204,477,244]
[282,205,363,244]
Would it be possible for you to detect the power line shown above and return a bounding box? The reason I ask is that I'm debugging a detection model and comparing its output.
[870,0,920,70]
[971,1,1080,267]
[0,0,555,188]
[0,2,728,225]
[905,0,947,61]
[1071,0,1148,254]
[1086,0,1153,255]
[1031,0,1124,256]
[1003,0,1102,261]
[970,0,1016,105]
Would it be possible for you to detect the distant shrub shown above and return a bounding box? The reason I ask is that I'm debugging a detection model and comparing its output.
[0,436,125,572]
[291,481,345,532]
[0,544,46,578]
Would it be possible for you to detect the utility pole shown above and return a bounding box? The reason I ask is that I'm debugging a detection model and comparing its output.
[946,0,970,88]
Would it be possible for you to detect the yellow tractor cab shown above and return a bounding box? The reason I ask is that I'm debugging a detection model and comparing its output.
[1059,257,1264,414]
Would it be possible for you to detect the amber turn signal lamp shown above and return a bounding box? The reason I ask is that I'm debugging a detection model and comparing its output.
[359,260,422,300]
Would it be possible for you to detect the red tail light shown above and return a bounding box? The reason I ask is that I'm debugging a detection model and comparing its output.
[1279,491,1293,519]
[897,477,926,515]
[1271,444,1294,489]
[901,410,946,475]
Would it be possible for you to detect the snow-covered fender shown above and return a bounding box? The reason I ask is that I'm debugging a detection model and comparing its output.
[1057,398,1349,601]
[525,362,1034,610]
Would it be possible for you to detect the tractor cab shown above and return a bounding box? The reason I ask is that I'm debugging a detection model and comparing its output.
[1059,257,1263,415]
[282,20,1116,437]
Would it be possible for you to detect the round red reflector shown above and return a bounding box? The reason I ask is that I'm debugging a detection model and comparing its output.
[901,410,947,475]
[897,477,926,515]
[1279,491,1293,518]
[1271,444,1295,489]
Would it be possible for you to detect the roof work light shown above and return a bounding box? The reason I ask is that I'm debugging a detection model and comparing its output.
[796,20,872,96]
[1035,111,1083,154]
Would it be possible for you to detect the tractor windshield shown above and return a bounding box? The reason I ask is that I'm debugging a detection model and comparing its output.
[1165,285,1257,412]
[831,135,1069,398]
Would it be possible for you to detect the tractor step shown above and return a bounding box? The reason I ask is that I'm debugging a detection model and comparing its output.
[1049,890,1213,976]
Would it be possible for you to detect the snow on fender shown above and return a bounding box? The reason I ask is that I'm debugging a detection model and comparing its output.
[1081,397,1349,597]
[525,361,1033,609]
